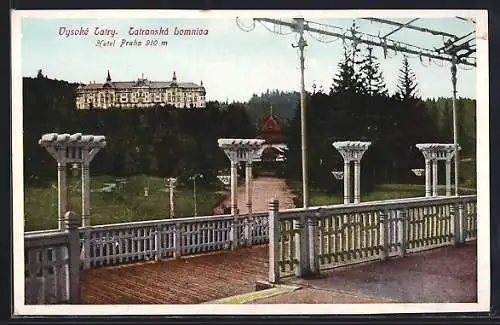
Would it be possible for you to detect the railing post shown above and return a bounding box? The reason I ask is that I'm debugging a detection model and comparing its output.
[174,222,182,258]
[155,225,162,261]
[308,209,321,275]
[244,216,252,247]
[379,210,389,261]
[397,209,407,258]
[231,216,239,250]
[268,199,280,284]
[81,228,91,270]
[458,202,465,244]
[294,215,309,277]
[64,211,81,304]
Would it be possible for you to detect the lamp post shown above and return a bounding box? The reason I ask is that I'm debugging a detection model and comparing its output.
[166,177,177,218]
[190,173,203,217]
[291,17,309,208]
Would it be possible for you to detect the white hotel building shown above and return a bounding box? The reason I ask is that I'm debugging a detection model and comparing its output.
[76,71,206,109]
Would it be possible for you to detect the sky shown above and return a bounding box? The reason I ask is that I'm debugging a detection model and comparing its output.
[17,11,479,102]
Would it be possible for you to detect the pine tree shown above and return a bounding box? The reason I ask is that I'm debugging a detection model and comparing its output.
[395,56,420,100]
[330,42,364,95]
[330,23,365,95]
[359,46,388,96]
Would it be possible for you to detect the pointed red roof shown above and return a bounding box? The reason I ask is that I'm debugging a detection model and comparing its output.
[260,115,285,144]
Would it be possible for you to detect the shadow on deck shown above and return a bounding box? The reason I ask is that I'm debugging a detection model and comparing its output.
[81,242,477,304]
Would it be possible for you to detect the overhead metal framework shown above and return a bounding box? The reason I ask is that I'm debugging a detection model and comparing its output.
[235,16,477,206]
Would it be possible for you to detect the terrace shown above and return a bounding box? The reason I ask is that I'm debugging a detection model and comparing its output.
[23,134,478,306]
[24,194,477,305]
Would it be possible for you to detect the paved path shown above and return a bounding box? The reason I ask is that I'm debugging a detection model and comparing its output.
[216,176,296,214]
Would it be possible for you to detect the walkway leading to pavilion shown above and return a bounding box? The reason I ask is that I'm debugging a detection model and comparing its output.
[80,242,477,304]
[223,176,296,214]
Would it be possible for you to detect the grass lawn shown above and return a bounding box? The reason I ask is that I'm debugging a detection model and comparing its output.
[288,180,477,207]
[24,175,226,231]
[24,173,477,232]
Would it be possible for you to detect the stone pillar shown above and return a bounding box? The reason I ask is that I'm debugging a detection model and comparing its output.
[81,149,91,227]
[39,133,106,232]
[245,160,253,246]
[57,152,67,230]
[432,159,438,197]
[417,144,459,198]
[445,159,452,196]
[218,138,265,216]
[343,160,351,204]
[230,160,239,215]
[354,160,361,204]
[245,161,253,217]
[425,159,431,197]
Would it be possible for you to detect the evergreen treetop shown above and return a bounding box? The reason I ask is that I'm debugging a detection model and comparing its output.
[395,55,420,101]
[359,46,388,97]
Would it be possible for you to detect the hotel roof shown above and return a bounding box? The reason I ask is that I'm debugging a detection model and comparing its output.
[77,70,204,90]
[78,81,203,90]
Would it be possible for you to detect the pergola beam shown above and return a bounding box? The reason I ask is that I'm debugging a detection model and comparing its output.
[381,18,420,39]
[254,18,475,67]
[361,17,458,39]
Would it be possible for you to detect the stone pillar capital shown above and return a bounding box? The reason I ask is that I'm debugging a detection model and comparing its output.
[333,141,370,204]
[332,141,371,162]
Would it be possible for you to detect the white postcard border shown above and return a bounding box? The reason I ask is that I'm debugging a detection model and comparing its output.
[11,9,490,316]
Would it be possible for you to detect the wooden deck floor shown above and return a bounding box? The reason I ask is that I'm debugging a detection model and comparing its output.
[81,242,477,304]
[81,245,268,304]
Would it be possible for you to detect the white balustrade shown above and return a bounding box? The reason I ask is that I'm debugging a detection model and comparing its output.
[25,195,477,293]
[58,212,268,268]
[267,195,477,283]
[25,212,80,305]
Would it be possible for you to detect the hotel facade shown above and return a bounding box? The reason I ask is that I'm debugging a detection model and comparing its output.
[75,71,206,109]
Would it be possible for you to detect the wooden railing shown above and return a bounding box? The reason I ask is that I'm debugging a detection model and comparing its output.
[78,212,268,268]
[24,213,80,304]
[267,195,477,283]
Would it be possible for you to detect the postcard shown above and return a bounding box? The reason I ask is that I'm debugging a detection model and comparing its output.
[11,9,489,316]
